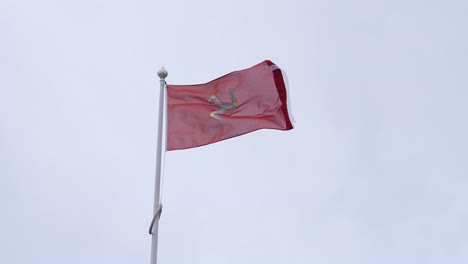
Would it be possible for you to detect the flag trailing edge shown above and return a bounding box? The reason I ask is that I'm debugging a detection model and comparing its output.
[166,60,294,151]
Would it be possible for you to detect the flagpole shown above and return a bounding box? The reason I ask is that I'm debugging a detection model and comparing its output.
[150,67,167,264]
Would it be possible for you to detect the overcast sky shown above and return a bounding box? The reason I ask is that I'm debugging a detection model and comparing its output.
[1,0,468,263]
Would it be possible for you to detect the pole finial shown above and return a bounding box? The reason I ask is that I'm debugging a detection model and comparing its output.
[157,67,168,79]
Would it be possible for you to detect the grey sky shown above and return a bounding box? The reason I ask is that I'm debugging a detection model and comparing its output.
[1,0,467,263]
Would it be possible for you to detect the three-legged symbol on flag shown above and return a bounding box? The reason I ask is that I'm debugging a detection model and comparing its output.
[208,88,238,121]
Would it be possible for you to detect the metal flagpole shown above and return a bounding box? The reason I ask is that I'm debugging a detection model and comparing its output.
[150,67,168,264]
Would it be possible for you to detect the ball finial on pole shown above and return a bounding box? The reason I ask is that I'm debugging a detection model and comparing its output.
[157,67,168,79]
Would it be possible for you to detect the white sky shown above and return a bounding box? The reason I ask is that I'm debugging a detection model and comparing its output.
[1,0,468,263]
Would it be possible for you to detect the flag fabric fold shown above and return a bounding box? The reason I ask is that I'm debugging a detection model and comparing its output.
[166,60,293,151]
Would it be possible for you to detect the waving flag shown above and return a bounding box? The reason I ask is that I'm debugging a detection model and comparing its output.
[166,60,293,151]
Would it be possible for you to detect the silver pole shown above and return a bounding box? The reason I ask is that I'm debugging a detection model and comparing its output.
[150,67,168,264]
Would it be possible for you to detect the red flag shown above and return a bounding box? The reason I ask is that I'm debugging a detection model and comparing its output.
[166,60,293,151]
